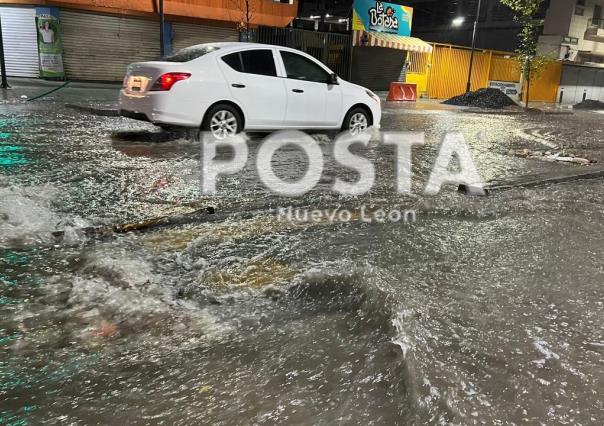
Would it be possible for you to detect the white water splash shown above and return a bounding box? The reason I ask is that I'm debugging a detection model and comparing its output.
[0,184,90,248]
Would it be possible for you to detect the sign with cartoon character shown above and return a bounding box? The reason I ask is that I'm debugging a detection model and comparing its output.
[353,0,413,36]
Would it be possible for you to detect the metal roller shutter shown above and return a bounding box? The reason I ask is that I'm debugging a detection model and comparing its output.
[61,10,160,81]
[351,47,405,91]
[0,7,39,77]
[172,22,238,52]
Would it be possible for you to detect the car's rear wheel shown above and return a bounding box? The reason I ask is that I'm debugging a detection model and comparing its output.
[202,104,243,139]
[342,107,371,135]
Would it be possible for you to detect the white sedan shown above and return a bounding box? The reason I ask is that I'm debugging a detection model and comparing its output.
[119,42,381,137]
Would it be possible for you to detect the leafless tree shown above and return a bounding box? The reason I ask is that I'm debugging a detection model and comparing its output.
[230,0,256,41]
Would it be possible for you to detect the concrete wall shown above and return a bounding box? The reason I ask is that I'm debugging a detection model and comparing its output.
[543,0,574,36]
[558,63,604,104]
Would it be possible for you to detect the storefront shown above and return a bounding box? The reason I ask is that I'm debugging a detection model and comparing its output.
[349,0,432,91]
[0,0,297,81]
[60,10,161,81]
[171,22,238,52]
[0,6,39,77]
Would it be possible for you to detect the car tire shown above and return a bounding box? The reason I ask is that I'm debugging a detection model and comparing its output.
[342,107,372,134]
[202,104,243,139]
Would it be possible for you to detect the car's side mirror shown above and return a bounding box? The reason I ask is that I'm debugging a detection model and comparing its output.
[328,73,338,85]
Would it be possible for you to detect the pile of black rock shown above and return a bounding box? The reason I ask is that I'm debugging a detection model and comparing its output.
[442,88,518,109]
[573,99,604,110]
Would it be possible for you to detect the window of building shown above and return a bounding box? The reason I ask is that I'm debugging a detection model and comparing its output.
[563,36,579,45]
[280,51,330,83]
[575,6,585,16]
[594,5,602,22]
[577,0,586,6]
[221,50,277,77]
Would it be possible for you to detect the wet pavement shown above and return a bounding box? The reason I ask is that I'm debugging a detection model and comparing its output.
[1,82,603,425]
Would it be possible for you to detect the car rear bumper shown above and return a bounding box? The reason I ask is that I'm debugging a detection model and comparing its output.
[118,90,201,127]
[119,109,150,122]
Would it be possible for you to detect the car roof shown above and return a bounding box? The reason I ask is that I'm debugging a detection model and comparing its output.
[185,42,308,55]
[183,42,335,74]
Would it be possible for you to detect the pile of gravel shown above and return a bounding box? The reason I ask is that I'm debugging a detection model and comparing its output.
[573,99,604,110]
[442,88,518,109]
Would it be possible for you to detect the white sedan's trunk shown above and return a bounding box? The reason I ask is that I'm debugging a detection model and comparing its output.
[123,62,190,94]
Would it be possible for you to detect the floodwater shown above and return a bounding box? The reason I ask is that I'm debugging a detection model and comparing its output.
[1,87,603,425]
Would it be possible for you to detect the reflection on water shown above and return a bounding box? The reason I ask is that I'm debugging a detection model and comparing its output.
[0,129,28,168]
[1,100,603,424]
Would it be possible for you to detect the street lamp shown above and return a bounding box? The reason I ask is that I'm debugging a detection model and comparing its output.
[159,0,165,57]
[452,17,465,27]
[0,16,9,89]
[466,0,483,93]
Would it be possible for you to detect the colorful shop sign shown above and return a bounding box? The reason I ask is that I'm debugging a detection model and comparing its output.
[36,14,64,78]
[352,0,413,36]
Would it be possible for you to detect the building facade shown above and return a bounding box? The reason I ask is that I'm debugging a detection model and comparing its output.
[538,0,604,65]
[0,0,298,80]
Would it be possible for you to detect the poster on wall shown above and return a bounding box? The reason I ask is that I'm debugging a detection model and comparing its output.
[352,0,414,36]
[488,80,521,102]
[36,14,64,78]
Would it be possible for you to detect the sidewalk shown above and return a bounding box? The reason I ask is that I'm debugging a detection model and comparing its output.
[380,96,573,115]
[0,77,120,103]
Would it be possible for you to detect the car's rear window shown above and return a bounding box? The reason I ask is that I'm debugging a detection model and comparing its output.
[162,45,220,63]
[221,50,277,77]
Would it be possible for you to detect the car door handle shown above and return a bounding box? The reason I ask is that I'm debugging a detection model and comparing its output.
[232,84,246,88]
[292,89,304,93]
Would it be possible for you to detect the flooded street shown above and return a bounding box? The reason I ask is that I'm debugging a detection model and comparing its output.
[1,86,603,425]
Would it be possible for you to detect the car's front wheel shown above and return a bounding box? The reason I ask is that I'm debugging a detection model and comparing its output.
[342,107,371,135]
[202,104,243,139]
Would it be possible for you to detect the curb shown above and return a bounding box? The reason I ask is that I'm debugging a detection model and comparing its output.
[65,103,120,117]
[462,109,574,116]
[460,165,604,195]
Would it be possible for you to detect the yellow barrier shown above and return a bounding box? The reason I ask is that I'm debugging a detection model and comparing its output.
[524,62,563,103]
[407,43,561,103]
[490,55,521,82]
[406,51,430,97]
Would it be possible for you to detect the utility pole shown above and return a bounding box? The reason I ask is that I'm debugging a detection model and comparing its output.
[0,16,9,89]
[466,0,482,93]
[159,0,165,57]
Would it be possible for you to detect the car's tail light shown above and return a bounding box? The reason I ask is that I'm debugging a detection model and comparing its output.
[151,72,191,91]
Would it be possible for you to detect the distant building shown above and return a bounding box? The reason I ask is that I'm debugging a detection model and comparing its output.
[403,0,549,52]
[538,0,604,66]
[294,0,354,32]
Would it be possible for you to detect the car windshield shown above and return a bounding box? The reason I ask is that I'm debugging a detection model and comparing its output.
[161,45,220,62]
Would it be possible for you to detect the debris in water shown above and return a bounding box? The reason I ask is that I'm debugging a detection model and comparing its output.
[113,206,216,234]
[92,320,120,338]
[198,385,212,394]
[442,88,518,109]
[509,149,594,165]
[153,176,172,190]
[544,153,594,165]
